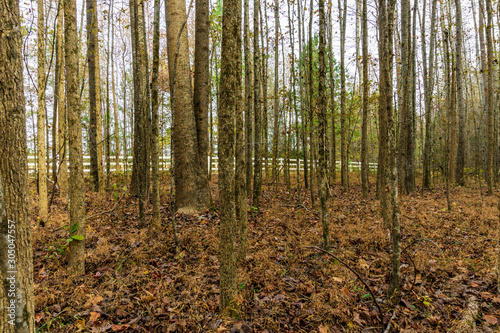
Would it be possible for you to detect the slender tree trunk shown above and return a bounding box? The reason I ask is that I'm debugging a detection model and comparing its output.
[484,0,494,195]
[309,0,316,205]
[151,0,161,226]
[66,0,85,275]
[318,0,330,250]
[339,0,349,192]
[361,0,369,198]
[262,0,269,181]
[327,8,336,185]
[194,0,210,206]
[105,0,112,190]
[56,0,68,200]
[111,8,120,174]
[287,0,301,200]
[236,6,248,262]
[272,0,279,183]
[455,0,465,185]
[131,0,150,222]
[244,0,253,194]
[37,0,48,220]
[298,0,308,189]
[219,0,241,310]
[87,0,104,195]
[165,0,206,213]
[378,0,400,297]
[422,0,437,189]
[252,0,262,210]
[0,0,35,328]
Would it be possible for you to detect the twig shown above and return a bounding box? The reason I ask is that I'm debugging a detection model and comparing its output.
[281,203,319,214]
[383,310,397,333]
[305,246,385,328]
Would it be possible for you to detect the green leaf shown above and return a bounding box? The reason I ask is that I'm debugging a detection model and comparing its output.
[66,238,73,243]
[71,235,85,241]
[70,223,78,234]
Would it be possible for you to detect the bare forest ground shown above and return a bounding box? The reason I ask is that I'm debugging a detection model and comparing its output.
[32,172,500,332]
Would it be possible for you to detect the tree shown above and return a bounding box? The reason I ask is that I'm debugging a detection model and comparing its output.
[484,0,494,195]
[165,0,206,213]
[244,0,253,194]
[37,0,48,220]
[308,0,316,205]
[272,0,279,183]
[219,0,241,310]
[0,0,35,329]
[318,0,330,250]
[339,0,348,192]
[130,0,150,222]
[66,0,86,275]
[378,0,400,298]
[194,0,210,206]
[252,0,262,210]
[151,0,161,226]
[55,0,68,200]
[361,0,369,198]
[455,0,465,185]
[422,0,437,190]
[398,0,415,194]
[87,0,104,195]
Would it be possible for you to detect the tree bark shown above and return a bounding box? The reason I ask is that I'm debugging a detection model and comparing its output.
[318,0,330,250]
[339,0,349,192]
[361,0,369,198]
[484,0,494,195]
[66,0,86,275]
[219,0,241,310]
[165,0,206,213]
[37,0,48,220]
[422,0,437,189]
[0,0,35,329]
[455,0,465,185]
[244,0,253,194]
[252,0,262,210]
[87,0,104,195]
[55,0,68,200]
[151,0,161,226]
[194,0,210,206]
[272,0,279,183]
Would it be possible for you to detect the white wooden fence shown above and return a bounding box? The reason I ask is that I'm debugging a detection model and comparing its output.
[27,155,378,175]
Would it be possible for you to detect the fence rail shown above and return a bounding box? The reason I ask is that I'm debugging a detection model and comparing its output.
[27,155,378,175]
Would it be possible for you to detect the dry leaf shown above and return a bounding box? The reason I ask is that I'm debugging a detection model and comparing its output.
[483,315,498,325]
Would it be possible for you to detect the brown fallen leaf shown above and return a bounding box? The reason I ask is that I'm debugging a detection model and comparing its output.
[89,311,101,324]
[318,324,330,333]
[483,315,498,325]
[112,324,130,332]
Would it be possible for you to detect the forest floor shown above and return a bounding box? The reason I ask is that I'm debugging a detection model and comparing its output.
[32,173,500,333]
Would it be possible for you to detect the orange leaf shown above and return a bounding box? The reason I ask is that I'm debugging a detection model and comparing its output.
[89,311,100,324]
[484,315,498,325]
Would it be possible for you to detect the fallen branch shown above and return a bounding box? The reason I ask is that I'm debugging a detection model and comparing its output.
[305,246,384,328]
[383,310,397,333]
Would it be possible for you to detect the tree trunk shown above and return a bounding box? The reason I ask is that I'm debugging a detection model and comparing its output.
[262,0,269,181]
[361,0,369,198]
[309,0,316,205]
[422,0,437,189]
[165,0,206,213]
[0,0,35,329]
[66,0,86,275]
[194,0,210,206]
[111,7,120,174]
[272,0,279,183]
[298,0,308,190]
[37,0,48,220]
[244,0,253,194]
[327,8,336,186]
[55,0,68,200]
[318,0,330,250]
[87,0,104,195]
[455,0,465,185]
[219,0,241,310]
[151,0,161,226]
[339,0,349,192]
[484,0,494,195]
[252,0,262,210]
